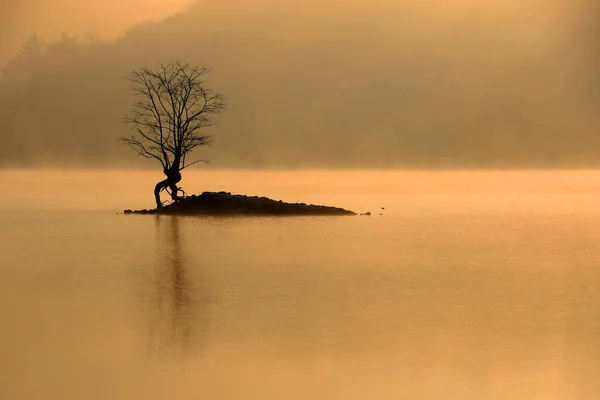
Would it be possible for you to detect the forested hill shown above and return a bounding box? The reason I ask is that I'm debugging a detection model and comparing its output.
[1,0,598,168]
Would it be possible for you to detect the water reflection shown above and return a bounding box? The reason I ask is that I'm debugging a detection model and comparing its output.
[148,215,209,359]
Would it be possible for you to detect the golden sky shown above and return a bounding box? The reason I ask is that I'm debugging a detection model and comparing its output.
[0,0,576,65]
[0,0,596,168]
[0,0,190,64]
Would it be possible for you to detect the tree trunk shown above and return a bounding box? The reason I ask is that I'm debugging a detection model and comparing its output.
[154,167,182,208]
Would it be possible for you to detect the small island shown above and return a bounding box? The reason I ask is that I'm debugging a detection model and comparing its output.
[124,192,356,216]
[120,62,355,217]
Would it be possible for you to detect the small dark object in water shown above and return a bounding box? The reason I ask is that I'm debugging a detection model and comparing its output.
[361,212,372,216]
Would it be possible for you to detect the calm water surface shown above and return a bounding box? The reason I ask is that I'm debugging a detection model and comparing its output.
[1,170,600,399]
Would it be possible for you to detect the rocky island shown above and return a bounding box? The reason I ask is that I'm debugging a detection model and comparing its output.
[124,192,356,216]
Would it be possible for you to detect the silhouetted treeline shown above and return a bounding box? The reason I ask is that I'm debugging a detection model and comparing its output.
[1,0,598,168]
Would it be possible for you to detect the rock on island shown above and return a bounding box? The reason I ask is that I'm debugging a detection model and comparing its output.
[124,192,356,216]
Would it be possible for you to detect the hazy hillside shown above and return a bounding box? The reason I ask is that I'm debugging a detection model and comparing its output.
[1,0,598,168]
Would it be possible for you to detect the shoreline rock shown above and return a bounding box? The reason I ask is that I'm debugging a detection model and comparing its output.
[124,192,356,216]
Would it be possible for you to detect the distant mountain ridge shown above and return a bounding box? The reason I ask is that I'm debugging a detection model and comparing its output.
[0,0,598,168]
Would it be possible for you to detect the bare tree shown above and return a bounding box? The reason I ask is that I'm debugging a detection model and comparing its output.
[122,61,225,208]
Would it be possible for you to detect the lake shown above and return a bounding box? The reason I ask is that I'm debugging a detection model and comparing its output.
[1,169,600,399]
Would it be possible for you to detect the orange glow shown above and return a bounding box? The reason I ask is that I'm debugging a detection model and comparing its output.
[1,0,189,65]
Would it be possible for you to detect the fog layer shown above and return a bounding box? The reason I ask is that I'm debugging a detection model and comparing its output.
[0,0,598,168]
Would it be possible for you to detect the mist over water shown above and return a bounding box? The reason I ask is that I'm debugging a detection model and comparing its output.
[2,0,600,396]
[0,0,599,168]
[1,169,600,399]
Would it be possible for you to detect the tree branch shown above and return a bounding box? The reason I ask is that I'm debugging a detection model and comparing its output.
[122,61,225,172]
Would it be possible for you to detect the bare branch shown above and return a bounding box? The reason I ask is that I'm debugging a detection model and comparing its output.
[121,136,166,168]
[180,159,210,170]
[122,61,225,171]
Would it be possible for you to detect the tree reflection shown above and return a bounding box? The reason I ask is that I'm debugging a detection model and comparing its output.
[148,215,209,358]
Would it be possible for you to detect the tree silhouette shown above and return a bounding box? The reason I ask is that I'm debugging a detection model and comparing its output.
[122,61,225,208]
